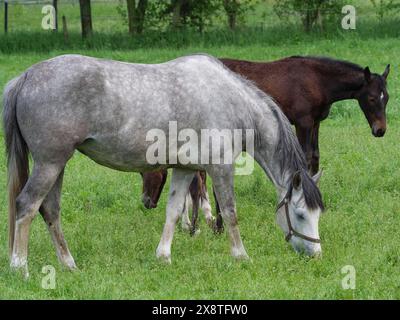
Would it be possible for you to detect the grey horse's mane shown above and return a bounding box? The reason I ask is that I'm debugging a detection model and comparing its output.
[270,105,325,211]
[196,54,324,211]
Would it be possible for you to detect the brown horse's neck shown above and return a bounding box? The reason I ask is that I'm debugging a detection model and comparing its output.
[318,64,365,104]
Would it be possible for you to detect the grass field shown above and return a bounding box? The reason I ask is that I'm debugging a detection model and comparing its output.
[0,1,399,300]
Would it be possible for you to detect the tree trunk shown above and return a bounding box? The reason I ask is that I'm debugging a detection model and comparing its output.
[223,0,239,30]
[172,0,185,29]
[302,0,323,33]
[4,1,8,33]
[62,15,69,42]
[227,12,237,30]
[127,0,148,35]
[79,0,93,38]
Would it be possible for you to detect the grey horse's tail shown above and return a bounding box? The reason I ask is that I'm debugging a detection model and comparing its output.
[3,73,29,257]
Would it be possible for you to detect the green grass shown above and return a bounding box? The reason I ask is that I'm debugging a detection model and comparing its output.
[0,1,400,300]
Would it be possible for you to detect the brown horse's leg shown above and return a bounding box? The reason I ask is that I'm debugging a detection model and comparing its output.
[310,122,320,176]
[295,123,313,172]
[39,169,76,270]
[190,173,200,236]
[213,187,224,234]
[198,172,215,228]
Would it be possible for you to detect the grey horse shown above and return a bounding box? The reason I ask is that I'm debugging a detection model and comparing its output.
[3,54,324,277]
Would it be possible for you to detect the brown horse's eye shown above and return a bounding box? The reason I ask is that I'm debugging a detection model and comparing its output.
[369,97,376,103]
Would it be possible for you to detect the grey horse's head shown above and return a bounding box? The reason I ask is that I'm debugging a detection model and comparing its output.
[276,170,324,257]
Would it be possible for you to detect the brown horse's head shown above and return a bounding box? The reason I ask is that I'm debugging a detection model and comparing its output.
[140,170,168,209]
[356,65,390,137]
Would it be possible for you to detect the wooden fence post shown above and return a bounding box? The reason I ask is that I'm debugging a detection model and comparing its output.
[53,0,58,31]
[4,1,8,33]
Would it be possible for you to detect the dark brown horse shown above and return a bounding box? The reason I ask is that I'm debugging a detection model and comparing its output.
[222,56,390,174]
[141,56,391,232]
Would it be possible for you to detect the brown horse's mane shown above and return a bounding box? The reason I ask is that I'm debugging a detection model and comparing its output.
[289,55,364,73]
[288,55,370,94]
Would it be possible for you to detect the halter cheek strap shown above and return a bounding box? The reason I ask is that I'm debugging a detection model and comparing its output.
[276,193,321,244]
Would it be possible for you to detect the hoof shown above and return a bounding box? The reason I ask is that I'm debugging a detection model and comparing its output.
[156,248,172,264]
[205,216,216,228]
[231,249,249,261]
[157,254,172,264]
[62,259,78,271]
[190,227,201,237]
[233,253,250,261]
[181,221,192,232]
[213,222,224,234]
[10,257,29,279]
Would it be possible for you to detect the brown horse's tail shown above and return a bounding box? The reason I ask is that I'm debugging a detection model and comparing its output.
[2,73,29,257]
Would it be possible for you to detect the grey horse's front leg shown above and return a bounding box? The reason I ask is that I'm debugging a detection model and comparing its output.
[207,165,248,260]
[156,169,195,263]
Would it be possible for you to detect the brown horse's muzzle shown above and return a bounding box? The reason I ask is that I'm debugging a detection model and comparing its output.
[142,194,157,209]
[371,120,386,137]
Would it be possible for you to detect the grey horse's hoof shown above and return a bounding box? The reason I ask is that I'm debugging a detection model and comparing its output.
[156,248,172,264]
[10,260,29,279]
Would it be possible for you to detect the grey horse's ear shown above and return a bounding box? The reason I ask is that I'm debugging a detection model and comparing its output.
[293,171,302,190]
[312,170,323,186]
[382,64,390,80]
[364,67,372,83]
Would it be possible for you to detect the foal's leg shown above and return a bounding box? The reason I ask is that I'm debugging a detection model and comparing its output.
[189,174,201,236]
[208,166,248,259]
[11,162,64,277]
[181,193,192,231]
[39,169,76,270]
[213,187,224,234]
[201,190,214,227]
[198,173,215,228]
[156,169,195,263]
[310,122,320,176]
[295,122,313,172]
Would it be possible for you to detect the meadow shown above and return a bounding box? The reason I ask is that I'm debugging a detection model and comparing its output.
[0,1,399,299]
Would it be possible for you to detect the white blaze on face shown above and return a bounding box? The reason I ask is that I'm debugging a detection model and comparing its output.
[380,91,385,101]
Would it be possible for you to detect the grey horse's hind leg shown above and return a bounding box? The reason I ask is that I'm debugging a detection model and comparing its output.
[156,169,195,263]
[207,165,248,260]
[39,169,76,270]
[10,162,65,277]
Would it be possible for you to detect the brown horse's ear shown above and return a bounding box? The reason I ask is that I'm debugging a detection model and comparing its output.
[364,67,372,83]
[382,64,390,80]
[293,171,302,190]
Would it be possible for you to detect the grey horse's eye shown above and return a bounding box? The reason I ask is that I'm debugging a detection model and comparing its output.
[294,208,306,221]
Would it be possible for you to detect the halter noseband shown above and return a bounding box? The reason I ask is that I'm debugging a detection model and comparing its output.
[276,187,321,244]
